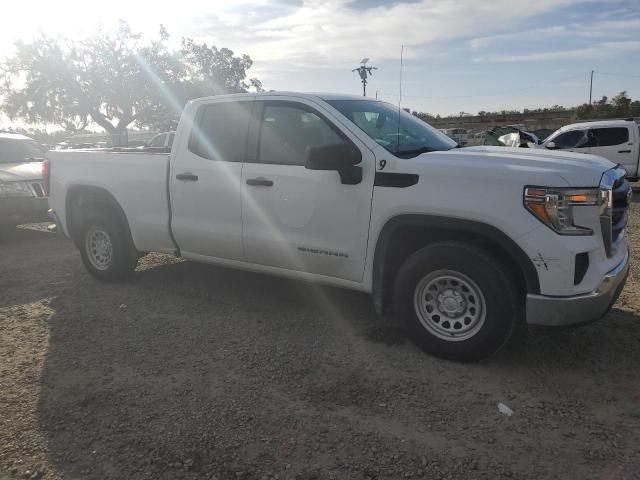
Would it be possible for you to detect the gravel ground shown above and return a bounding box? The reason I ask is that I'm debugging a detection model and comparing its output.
[1,200,640,480]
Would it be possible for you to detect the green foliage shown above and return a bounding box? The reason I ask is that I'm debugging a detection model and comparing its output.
[0,21,261,143]
[411,92,638,121]
[576,91,640,120]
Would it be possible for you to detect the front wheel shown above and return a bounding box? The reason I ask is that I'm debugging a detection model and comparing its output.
[394,242,523,362]
[79,213,138,282]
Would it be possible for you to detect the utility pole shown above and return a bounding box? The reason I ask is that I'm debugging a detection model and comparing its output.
[352,58,377,96]
[589,70,594,105]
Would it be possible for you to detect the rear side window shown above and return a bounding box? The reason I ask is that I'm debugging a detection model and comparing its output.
[588,127,629,147]
[553,130,586,149]
[189,101,253,161]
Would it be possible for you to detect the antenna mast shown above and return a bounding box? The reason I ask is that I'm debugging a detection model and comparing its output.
[352,58,377,96]
[396,45,404,153]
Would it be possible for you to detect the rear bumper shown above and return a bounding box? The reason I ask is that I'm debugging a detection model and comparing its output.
[0,197,49,226]
[526,249,629,326]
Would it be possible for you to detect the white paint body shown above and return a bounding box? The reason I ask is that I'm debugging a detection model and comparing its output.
[541,120,640,178]
[48,93,626,301]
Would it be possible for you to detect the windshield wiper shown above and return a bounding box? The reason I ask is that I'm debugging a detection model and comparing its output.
[395,146,437,156]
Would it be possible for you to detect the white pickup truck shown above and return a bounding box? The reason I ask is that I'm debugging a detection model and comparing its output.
[47,93,631,361]
[540,119,640,180]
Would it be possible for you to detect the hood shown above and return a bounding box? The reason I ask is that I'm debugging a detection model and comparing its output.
[0,161,43,183]
[444,146,615,186]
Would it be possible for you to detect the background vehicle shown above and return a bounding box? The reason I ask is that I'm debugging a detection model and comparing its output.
[140,131,175,152]
[0,133,49,226]
[541,120,640,180]
[47,93,630,362]
[440,128,468,146]
[482,126,540,147]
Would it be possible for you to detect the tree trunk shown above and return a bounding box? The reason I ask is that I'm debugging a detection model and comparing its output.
[88,112,135,147]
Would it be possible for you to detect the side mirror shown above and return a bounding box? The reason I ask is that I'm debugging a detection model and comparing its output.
[305,143,361,170]
[546,141,557,150]
[305,143,362,185]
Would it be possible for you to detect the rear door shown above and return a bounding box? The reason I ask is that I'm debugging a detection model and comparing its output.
[240,97,374,282]
[587,126,634,170]
[170,98,254,260]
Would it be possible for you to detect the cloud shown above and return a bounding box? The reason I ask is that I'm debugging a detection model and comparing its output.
[187,0,590,64]
[473,41,640,63]
[469,26,568,49]
[468,18,640,49]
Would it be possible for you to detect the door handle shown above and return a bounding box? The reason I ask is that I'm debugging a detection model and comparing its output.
[618,150,632,153]
[246,177,274,187]
[176,173,198,181]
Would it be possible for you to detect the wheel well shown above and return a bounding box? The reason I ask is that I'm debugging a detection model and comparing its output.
[372,216,539,314]
[65,186,134,250]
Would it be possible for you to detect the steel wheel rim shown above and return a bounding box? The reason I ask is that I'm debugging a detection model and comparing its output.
[413,269,486,342]
[85,226,113,271]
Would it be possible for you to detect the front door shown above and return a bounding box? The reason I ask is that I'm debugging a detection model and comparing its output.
[241,97,374,282]
[170,98,254,260]
[588,126,634,168]
[548,129,589,153]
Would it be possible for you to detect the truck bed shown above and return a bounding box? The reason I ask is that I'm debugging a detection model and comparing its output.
[47,149,176,254]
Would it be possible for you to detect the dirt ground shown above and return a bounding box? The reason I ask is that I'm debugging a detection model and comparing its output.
[1,202,640,480]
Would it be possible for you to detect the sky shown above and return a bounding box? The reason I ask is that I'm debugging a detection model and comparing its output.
[0,0,639,119]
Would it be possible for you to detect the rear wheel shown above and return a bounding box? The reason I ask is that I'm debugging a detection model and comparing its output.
[394,242,523,362]
[79,212,137,282]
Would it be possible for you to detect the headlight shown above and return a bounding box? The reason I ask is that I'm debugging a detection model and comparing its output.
[0,182,34,198]
[524,186,599,235]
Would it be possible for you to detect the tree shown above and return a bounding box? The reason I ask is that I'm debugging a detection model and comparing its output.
[179,38,262,98]
[576,91,638,120]
[0,21,261,144]
[611,91,631,116]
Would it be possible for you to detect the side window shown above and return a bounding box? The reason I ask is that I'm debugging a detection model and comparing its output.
[589,128,629,147]
[189,101,253,161]
[553,130,586,149]
[167,133,175,147]
[148,134,167,148]
[258,103,346,166]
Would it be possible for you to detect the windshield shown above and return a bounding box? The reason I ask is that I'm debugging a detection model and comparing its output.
[327,99,457,157]
[0,138,47,164]
[24,140,47,158]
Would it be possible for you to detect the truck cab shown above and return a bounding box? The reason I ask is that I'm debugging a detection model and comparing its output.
[541,119,640,179]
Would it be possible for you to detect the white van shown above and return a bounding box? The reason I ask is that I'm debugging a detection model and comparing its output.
[541,120,640,180]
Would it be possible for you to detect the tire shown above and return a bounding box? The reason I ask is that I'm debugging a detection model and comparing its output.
[393,242,523,362]
[78,211,138,282]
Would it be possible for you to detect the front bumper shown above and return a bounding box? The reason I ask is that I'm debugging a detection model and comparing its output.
[0,196,49,226]
[526,248,629,326]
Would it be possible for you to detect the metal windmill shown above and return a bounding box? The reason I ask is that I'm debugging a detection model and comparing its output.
[352,58,377,96]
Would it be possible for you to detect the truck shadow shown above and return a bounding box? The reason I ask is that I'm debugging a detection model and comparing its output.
[33,258,640,479]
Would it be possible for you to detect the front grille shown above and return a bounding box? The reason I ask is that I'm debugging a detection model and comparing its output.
[611,176,630,245]
[31,182,46,198]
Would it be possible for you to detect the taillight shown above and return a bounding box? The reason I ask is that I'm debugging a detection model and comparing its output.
[42,159,50,197]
